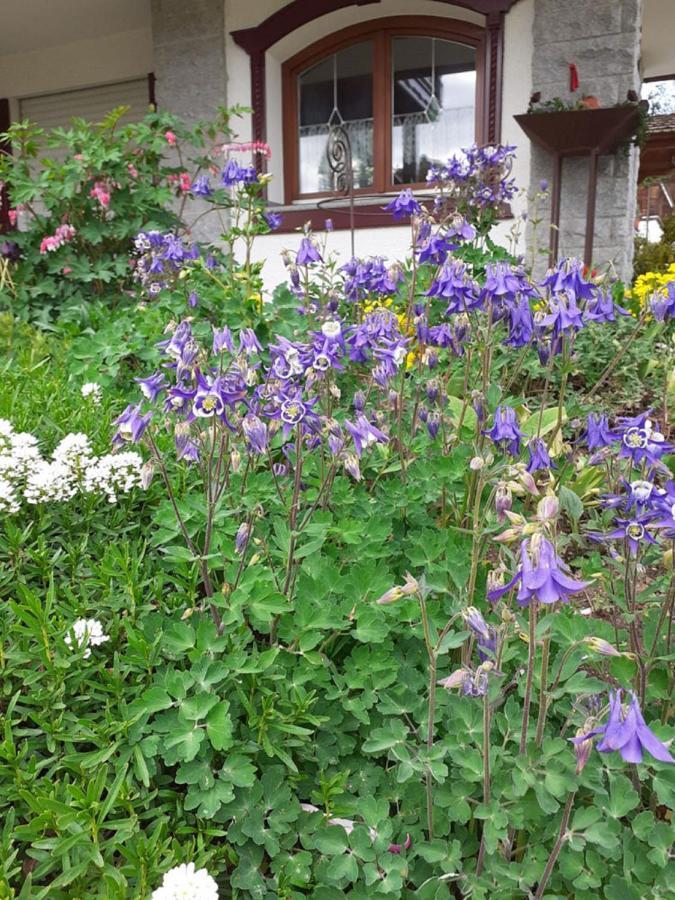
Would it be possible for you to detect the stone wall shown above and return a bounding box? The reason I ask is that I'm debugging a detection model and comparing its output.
[151,0,228,241]
[151,0,227,123]
[527,0,642,278]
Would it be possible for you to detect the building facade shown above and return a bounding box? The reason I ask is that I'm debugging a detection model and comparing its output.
[1,0,674,285]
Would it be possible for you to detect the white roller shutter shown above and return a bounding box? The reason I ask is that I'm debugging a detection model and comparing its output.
[19,78,149,131]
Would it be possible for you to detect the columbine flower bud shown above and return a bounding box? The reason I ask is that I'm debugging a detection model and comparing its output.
[495,484,512,522]
[537,494,559,522]
[230,448,242,473]
[235,522,252,555]
[573,724,594,774]
[519,469,538,496]
[583,637,622,657]
[470,456,485,471]
[140,460,155,489]
[437,668,469,690]
[462,606,490,640]
[376,573,419,605]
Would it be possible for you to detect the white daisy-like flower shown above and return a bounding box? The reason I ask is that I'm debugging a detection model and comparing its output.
[83,452,143,503]
[81,382,102,404]
[0,478,19,514]
[151,862,219,900]
[65,618,110,658]
[24,460,76,504]
[52,433,94,471]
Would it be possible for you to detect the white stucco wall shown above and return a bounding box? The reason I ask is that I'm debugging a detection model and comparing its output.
[0,29,153,109]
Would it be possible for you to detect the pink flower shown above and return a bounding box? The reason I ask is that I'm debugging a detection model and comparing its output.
[179,172,191,193]
[62,266,72,275]
[127,163,138,179]
[8,209,17,227]
[73,153,84,161]
[39,223,76,254]
[164,130,177,145]
[89,181,111,209]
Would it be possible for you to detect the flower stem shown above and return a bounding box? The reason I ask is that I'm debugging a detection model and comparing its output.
[519,598,538,754]
[475,690,491,877]
[419,592,436,840]
[533,791,576,899]
[535,634,551,747]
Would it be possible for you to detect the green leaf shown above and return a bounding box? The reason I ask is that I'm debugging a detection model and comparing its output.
[205,703,234,751]
[559,485,584,522]
[606,773,640,818]
[180,692,219,722]
[314,826,349,855]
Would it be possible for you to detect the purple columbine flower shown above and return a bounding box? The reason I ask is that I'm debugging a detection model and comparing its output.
[296,237,322,266]
[462,606,497,661]
[572,690,673,765]
[239,328,262,356]
[242,413,268,454]
[588,514,658,557]
[540,257,596,302]
[580,413,617,450]
[221,159,242,186]
[345,414,388,457]
[175,429,200,463]
[112,404,152,448]
[483,406,524,456]
[488,535,590,606]
[264,211,283,231]
[617,414,674,468]
[384,188,421,220]
[235,522,252,556]
[583,288,629,324]
[527,437,556,473]
[134,371,167,403]
[191,175,212,196]
[188,291,199,308]
[649,287,675,322]
[213,325,234,354]
[427,412,440,439]
[426,259,480,314]
[193,377,225,418]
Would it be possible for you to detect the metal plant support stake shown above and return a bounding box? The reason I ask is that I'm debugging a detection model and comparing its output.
[326,123,356,257]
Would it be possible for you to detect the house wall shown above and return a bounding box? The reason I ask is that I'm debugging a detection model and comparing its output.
[527,0,643,278]
[0,29,152,120]
[225,0,534,288]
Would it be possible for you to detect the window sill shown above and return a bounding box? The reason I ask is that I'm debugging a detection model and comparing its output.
[268,199,513,233]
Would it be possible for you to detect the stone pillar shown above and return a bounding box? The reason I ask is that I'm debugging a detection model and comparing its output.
[151,0,227,124]
[528,0,642,278]
[151,0,227,242]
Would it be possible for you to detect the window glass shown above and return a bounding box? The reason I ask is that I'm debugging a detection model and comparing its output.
[392,37,476,184]
[298,41,374,194]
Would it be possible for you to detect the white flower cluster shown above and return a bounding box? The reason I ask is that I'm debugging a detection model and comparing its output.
[65,618,110,658]
[0,419,143,512]
[152,863,219,900]
[81,382,102,404]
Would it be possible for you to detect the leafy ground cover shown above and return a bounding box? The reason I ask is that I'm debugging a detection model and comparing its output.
[0,115,673,899]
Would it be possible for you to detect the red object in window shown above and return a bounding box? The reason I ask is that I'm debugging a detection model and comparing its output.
[569,63,579,93]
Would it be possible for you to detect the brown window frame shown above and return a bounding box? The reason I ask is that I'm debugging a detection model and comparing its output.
[282,16,487,204]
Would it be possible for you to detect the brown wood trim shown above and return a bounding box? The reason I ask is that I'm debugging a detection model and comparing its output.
[271,200,513,232]
[284,16,484,73]
[231,0,518,54]
[0,98,11,234]
[281,16,488,202]
[485,11,504,143]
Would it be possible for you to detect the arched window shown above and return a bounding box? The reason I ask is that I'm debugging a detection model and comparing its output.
[282,17,487,202]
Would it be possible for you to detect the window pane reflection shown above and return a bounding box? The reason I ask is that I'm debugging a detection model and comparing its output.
[298,41,374,194]
[392,37,476,185]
